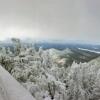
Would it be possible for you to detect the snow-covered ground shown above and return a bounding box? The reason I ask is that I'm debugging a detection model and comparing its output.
[0,39,100,100]
[0,65,35,100]
[78,48,100,54]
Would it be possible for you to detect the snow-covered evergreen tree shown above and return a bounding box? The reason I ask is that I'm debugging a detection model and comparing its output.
[0,38,100,100]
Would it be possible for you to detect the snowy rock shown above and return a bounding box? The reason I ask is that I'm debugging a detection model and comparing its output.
[0,65,35,100]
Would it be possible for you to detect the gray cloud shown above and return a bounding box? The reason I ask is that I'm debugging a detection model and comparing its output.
[0,0,100,43]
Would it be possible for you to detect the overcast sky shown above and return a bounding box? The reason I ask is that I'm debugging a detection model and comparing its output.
[0,0,100,43]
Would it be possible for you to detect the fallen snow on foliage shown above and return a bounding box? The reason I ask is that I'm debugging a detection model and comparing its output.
[0,39,100,100]
[0,65,35,100]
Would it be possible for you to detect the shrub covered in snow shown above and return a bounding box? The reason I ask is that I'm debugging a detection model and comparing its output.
[0,38,100,100]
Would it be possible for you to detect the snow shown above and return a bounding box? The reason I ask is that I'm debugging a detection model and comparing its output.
[0,38,100,100]
[78,48,100,54]
[0,65,35,100]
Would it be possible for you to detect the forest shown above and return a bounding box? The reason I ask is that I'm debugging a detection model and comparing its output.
[0,38,100,100]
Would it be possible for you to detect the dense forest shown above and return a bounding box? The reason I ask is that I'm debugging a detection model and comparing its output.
[0,38,100,100]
